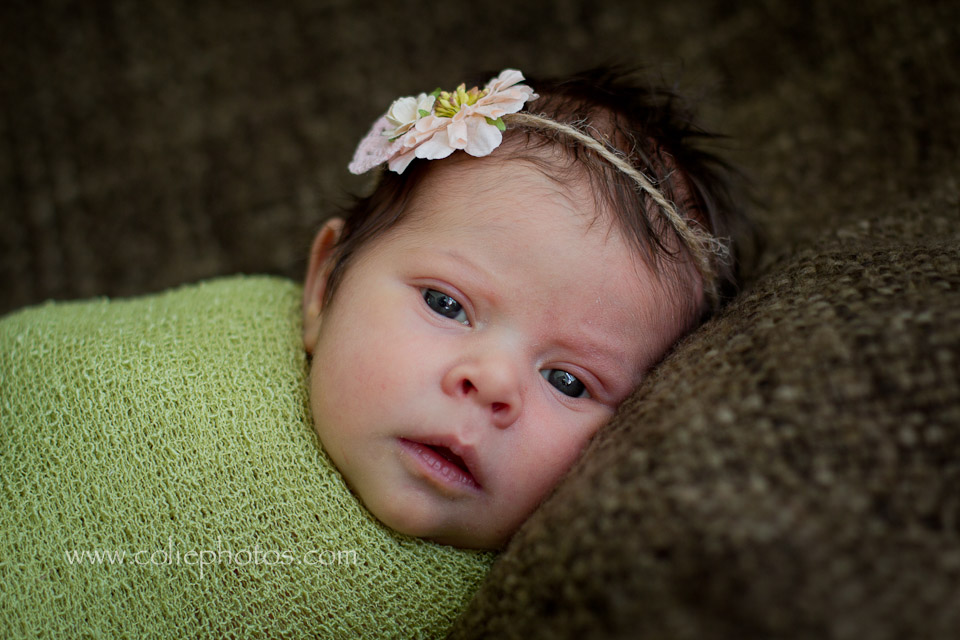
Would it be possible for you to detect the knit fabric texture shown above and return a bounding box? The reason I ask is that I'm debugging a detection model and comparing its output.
[0,276,494,638]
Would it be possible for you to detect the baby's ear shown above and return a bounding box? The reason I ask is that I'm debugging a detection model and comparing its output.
[302,218,345,353]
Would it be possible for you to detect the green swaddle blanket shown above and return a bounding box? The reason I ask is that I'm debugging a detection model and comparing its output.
[0,276,494,638]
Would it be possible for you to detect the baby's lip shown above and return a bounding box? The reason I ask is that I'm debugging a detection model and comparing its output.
[400,435,484,490]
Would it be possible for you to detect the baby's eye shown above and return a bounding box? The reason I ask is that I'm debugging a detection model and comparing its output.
[541,369,589,399]
[421,288,469,325]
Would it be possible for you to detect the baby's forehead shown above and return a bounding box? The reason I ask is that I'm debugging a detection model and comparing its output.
[371,138,703,330]
[403,149,609,235]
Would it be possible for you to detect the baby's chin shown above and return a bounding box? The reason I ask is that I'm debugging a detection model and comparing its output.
[361,489,510,550]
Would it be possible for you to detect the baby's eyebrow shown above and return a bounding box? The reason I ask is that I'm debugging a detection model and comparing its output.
[426,248,503,303]
[437,248,490,279]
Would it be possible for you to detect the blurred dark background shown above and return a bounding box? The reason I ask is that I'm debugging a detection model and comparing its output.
[2,0,958,315]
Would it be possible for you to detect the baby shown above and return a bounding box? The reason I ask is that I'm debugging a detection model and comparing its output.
[0,66,747,636]
[300,68,745,549]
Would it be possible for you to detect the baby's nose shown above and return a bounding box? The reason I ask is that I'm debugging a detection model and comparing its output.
[442,354,522,428]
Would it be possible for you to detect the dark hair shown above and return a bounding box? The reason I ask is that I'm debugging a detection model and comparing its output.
[323,66,752,325]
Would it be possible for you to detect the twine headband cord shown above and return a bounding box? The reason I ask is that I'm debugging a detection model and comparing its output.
[345,68,730,306]
[505,112,730,304]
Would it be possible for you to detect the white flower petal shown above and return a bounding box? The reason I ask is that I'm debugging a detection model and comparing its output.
[385,96,418,128]
[387,148,418,174]
[475,94,529,119]
[415,130,456,160]
[446,118,469,149]
[406,114,447,146]
[485,69,525,93]
[474,80,537,120]
[384,93,437,138]
[463,118,503,157]
[416,93,436,114]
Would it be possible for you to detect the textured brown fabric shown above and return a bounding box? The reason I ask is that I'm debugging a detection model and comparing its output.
[3,0,959,637]
[450,202,960,639]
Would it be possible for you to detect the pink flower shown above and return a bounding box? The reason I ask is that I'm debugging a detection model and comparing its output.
[348,69,538,175]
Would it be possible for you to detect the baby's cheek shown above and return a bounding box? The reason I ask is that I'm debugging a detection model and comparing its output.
[313,327,377,402]
[515,410,610,497]
[310,373,356,440]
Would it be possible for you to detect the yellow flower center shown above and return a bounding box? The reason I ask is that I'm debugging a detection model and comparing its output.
[434,84,487,118]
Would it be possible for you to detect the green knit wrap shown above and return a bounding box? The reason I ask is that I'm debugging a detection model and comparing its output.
[0,276,494,638]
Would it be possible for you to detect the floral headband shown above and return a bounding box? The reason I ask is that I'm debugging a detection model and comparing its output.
[348,69,729,301]
[348,69,536,175]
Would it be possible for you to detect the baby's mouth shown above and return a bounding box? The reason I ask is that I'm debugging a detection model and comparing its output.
[427,445,469,474]
[398,438,482,491]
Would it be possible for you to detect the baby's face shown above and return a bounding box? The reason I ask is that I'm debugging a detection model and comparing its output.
[302,155,688,548]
